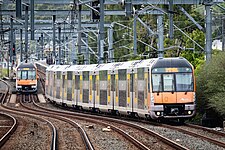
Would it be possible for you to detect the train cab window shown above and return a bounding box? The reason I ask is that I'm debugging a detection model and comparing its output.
[163,74,175,92]
[17,71,21,79]
[152,74,162,92]
[176,73,193,92]
[21,71,28,79]
[28,71,36,80]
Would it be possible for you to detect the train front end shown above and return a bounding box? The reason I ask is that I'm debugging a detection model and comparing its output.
[149,57,196,120]
[16,63,37,92]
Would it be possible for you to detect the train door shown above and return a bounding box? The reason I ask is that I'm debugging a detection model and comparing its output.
[56,71,61,103]
[67,71,73,105]
[114,70,119,110]
[130,69,134,113]
[75,72,80,106]
[127,69,132,113]
[72,71,75,107]
[99,70,108,111]
[118,69,127,114]
[162,74,176,103]
[83,71,89,106]
[62,72,66,104]
[92,72,96,108]
[110,71,115,110]
[53,71,56,99]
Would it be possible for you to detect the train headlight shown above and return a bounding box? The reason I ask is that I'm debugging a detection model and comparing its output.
[31,85,36,88]
[156,112,161,116]
[188,111,192,115]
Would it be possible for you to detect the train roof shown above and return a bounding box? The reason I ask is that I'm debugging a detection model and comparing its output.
[46,57,191,72]
[17,62,36,69]
[152,57,192,69]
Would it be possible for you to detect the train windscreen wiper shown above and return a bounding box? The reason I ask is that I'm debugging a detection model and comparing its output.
[185,81,193,94]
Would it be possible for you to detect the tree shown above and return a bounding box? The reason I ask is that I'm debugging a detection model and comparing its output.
[196,51,225,118]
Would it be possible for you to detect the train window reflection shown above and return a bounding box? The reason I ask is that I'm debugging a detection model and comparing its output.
[21,71,28,79]
[28,71,36,80]
[17,71,21,79]
[176,73,193,91]
[152,74,162,92]
[163,74,174,92]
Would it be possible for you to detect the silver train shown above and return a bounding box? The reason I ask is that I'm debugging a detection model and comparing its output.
[36,57,196,120]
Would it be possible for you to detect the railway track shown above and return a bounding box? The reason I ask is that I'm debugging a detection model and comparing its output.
[31,97,189,150]
[37,69,225,149]
[19,94,94,150]
[0,112,17,148]
[144,121,225,149]
[0,80,18,149]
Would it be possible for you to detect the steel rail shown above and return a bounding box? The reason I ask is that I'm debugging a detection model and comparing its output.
[185,123,225,137]
[0,112,18,148]
[21,94,94,150]
[155,123,225,148]
[28,95,57,150]
[32,98,188,150]
[0,80,18,148]
[1,93,57,150]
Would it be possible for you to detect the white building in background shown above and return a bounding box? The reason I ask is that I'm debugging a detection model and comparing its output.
[212,40,222,51]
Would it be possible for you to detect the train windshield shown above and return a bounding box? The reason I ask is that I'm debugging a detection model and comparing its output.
[17,70,36,80]
[152,68,193,92]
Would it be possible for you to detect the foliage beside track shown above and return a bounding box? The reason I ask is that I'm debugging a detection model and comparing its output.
[196,52,225,119]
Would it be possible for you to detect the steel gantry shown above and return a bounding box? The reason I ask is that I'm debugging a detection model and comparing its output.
[0,0,223,66]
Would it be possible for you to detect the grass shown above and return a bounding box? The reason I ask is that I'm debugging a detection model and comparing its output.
[0,68,9,78]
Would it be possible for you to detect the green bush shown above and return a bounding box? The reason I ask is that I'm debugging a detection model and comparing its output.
[196,52,225,118]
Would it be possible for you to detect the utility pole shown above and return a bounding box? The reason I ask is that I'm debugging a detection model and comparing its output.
[10,16,13,71]
[41,33,44,60]
[25,5,29,62]
[133,15,137,55]
[108,27,113,62]
[20,29,23,62]
[205,3,212,63]
[58,26,61,64]
[30,0,34,40]
[98,0,104,64]
[52,15,56,62]
[169,0,174,39]
[157,15,164,57]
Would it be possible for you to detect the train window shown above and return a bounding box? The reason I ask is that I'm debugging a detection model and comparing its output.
[57,72,61,79]
[21,71,28,79]
[17,71,21,79]
[83,71,89,81]
[67,71,73,80]
[99,71,107,81]
[75,75,80,90]
[28,71,36,80]
[152,74,162,92]
[137,68,144,80]
[163,74,175,92]
[118,69,126,80]
[176,73,193,92]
